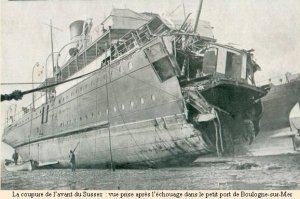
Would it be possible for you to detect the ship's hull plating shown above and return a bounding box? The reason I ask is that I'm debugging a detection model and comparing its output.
[2,23,267,167]
[17,115,215,168]
[2,37,217,168]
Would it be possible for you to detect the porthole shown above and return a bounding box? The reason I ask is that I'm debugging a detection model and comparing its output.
[141,98,144,104]
[151,95,156,101]
[128,62,133,70]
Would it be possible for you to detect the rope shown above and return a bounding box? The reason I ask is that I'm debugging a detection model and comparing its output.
[1,82,44,85]
[1,64,104,102]
[214,120,220,157]
[110,76,154,167]
[105,40,114,172]
[215,110,224,152]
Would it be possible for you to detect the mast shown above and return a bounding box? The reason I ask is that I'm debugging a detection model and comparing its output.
[46,20,55,104]
[50,20,55,76]
[193,0,203,32]
[182,0,186,18]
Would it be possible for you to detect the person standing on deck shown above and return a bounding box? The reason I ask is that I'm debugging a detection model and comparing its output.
[12,150,19,165]
[69,150,76,171]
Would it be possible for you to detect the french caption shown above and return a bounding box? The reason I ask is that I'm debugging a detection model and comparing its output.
[11,190,294,199]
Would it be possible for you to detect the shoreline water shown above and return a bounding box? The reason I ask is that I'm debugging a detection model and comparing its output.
[1,154,299,190]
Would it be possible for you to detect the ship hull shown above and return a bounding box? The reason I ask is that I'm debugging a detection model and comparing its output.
[3,36,218,168]
[17,114,215,168]
[2,15,268,167]
[260,80,300,131]
[244,101,300,156]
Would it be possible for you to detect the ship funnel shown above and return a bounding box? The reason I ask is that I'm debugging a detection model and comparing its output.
[69,20,85,40]
[68,19,93,56]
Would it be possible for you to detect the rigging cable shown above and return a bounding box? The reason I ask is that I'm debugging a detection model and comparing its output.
[1,64,103,102]
[105,37,115,173]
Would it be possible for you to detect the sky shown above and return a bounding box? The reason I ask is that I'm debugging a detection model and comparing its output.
[1,0,300,158]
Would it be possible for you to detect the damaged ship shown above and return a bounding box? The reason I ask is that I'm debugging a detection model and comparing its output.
[260,73,300,132]
[2,7,268,168]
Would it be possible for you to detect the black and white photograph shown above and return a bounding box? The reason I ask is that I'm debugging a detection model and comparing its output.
[1,0,300,191]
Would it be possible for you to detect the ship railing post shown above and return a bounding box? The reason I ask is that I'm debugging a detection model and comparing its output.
[113,44,120,57]
[135,30,142,43]
[76,55,79,72]
[84,50,87,68]
[131,32,140,47]
[127,34,135,49]
[146,24,153,36]
[122,40,128,51]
